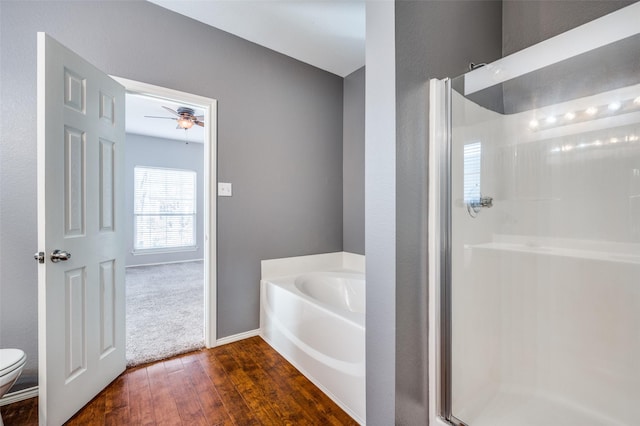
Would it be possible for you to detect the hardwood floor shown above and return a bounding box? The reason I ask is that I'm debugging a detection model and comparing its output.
[1,337,358,426]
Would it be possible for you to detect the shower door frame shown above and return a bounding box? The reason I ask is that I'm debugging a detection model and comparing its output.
[428,76,462,426]
[428,4,640,425]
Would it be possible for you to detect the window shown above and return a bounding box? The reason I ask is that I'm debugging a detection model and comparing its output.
[463,142,482,203]
[134,166,196,252]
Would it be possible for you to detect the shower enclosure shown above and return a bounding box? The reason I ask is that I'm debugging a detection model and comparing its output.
[430,5,640,425]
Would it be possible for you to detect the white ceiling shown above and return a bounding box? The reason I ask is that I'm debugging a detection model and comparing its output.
[147,0,366,77]
[126,93,205,143]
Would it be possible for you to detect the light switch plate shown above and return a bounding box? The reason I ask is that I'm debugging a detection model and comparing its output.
[218,182,232,197]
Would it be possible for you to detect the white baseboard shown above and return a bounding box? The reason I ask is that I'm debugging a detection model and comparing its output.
[0,386,38,406]
[215,329,260,346]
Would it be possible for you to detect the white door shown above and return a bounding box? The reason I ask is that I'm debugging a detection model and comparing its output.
[36,33,126,426]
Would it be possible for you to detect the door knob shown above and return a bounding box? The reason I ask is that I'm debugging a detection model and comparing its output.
[50,249,71,263]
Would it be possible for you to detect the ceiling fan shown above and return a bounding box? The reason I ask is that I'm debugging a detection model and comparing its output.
[145,106,204,129]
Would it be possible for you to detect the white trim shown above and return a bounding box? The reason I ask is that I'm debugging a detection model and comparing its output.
[125,258,204,268]
[111,76,218,348]
[465,2,640,95]
[112,76,219,109]
[0,386,39,407]
[216,329,261,346]
[36,32,48,421]
[131,246,198,256]
[428,78,446,426]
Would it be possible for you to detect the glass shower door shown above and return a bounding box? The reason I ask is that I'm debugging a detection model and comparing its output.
[446,28,640,426]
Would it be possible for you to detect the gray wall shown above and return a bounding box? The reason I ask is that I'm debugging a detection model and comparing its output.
[503,0,636,56]
[343,67,365,255]
[394,2,503,424]
[124,134,205,267]
[0,0,343,390]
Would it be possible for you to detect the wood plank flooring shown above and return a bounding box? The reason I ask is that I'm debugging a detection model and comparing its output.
[1,337,358,426]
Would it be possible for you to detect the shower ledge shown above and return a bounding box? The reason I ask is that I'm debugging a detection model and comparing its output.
[467,235,640,265]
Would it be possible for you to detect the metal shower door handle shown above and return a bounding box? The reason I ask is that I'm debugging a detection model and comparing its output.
[50,249,71,263]
[476,196,493,209]
[467,195,494,218]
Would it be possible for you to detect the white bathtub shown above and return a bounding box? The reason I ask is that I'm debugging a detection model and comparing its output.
[260,270,366,424]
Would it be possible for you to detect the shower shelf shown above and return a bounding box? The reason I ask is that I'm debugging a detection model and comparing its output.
[466,238,640,265]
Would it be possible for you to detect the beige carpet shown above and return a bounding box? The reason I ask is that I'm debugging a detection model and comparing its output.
[125,261,204,366]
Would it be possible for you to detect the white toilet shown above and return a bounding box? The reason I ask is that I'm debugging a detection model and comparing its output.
[0,349,26,426]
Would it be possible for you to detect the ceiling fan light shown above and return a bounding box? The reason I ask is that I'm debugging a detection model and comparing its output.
[177,117,194,129]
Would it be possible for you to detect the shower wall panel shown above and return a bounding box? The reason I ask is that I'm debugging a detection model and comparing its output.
[450,78,640,425]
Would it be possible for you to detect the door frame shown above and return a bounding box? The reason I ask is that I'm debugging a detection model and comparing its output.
[112,76,217,347]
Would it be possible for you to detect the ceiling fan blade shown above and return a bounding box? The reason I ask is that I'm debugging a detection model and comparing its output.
[162,106,181,117]
[144,115,177,120]
[194,121,205,127]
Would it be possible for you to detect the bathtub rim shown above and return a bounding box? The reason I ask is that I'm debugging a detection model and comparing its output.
[260,269,366,329]
[294,270,366,315]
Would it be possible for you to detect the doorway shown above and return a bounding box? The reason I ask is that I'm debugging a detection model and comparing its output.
[113,77,217,363]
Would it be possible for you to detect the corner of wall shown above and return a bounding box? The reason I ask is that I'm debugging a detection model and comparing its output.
[365,1,397,424]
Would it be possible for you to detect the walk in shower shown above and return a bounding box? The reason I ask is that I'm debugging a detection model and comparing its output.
[430,4,640,425]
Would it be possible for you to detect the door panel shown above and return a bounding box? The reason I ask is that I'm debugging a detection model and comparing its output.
[63,126,85,237]
[37,32,125,426]
[65,267,86,382]
[99,260,116,356]
[99,139,115,232]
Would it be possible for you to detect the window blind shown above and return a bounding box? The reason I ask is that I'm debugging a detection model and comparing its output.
[134,166,196,251]
[463,142,482,203]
